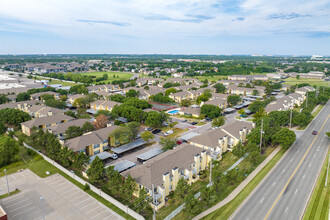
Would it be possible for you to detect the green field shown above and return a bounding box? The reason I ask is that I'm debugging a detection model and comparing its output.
[283,78,328,87]
[80,71,133,83]
[193,75,228,82]
[202,148,285,220]
[47,79,77,86]
[303,153,329,220]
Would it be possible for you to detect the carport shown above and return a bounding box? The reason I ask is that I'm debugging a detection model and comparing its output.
[112,139,147,155]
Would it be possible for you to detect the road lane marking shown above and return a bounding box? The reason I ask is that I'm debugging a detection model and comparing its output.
[282,169,286,173]
[309,163,312,167]
[290,158,293,162]
[263,114,330,220]
[303,175,305,179]
[273,182,276,186]
[260,198,264,204]
[285,207,288,213]
[314,154,316,158]
[295,189,298,194]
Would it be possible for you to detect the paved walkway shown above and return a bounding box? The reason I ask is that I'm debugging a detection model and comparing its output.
[193,146,281,220]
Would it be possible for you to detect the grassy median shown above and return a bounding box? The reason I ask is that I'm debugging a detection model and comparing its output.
[303,152,329,220]
[202,148,285,220]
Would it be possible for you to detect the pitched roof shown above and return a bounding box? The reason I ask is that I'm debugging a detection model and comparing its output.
[21,115,74,128]
[64,125,119,152]
[27,105,65,116]
[180,106,201,115]
[221,121,253,139]
[46,119,90,135]
[189,128,228,149]
[90,100,121,109]
[122,143,203,188]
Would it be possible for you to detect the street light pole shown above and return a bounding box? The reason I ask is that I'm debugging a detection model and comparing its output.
[4,169,9,195]
[40,196,45,220]
[289,108,292,129]
[260,119,263,152]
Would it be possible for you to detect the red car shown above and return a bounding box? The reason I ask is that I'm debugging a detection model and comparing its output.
[177,140,183,145]
[312,130,318,135]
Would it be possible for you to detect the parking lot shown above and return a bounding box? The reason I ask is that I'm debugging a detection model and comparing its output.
[0,170,123,220]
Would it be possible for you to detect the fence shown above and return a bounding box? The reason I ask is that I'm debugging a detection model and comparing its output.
[20,140,144,220]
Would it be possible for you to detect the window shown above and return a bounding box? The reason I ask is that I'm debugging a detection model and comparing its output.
[94,150,100,154]
[102,139,108,144]
[170,185,172,190]
[93,144,100,149]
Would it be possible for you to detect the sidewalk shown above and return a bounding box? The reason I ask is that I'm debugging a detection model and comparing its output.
[193,146,281,220]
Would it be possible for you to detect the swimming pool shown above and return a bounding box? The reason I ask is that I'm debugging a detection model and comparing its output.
[168,110,179,114]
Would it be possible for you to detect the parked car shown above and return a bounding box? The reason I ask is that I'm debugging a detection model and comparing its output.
[164,130,174,136]
[205,117,212,121]
[182,119,188,123]
[163,122,169,126]
[312,130,318,135]
[135,134,141,139]
[152,129,162,134]
[146,127,153,131]
[110,153,118,160]
[177,140,183,145]
[191,122,198,125]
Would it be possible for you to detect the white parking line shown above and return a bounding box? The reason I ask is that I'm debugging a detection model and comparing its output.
[85,205,101,214]
[91,210,107,219]
[12,206,37,217]
[65,190,81,198]
[80,201,95,210]
[5,198,28,208]
[9,202,32,212]
[75,198,90,206]
[20,172,25,177]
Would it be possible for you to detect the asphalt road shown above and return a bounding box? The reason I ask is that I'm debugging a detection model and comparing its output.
[231,101,330,220]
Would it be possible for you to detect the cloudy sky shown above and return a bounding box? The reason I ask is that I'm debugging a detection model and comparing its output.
[0,0,330,55]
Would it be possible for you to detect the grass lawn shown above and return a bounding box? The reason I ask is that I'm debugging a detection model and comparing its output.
[312,105,324,117]
[283,78,327,87]
[193,75,228,82]
[80,71,133,84]
[0,189,20,199]
[47,79,77,86]
[202,148,285,220]
[303,153,329,220]
[0,139,135,220]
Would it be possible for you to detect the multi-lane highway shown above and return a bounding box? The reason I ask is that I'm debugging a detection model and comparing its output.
[231,101,330,220]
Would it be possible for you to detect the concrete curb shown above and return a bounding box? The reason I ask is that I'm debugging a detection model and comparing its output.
[299,147,329,220]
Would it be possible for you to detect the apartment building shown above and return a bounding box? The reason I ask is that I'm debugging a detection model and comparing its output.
[90,100,121,112]
[26,105,65,118]
[265,92,305,113]
[67,94,86,104]
[226,85,265,96]
[30,91,60,100]
[189,121,253,157]
[122,143,209,210]
[46,119,91,139]
[64,125,119,156]
[21,115,74,136]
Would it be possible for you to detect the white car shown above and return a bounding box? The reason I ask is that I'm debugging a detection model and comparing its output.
[164,130,174,136]
[110,153,118,160]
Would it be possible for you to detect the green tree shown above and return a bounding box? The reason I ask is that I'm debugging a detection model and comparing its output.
[69,85,88,94]
[183,197,200,217]
[165,88,177,96]
[248,150,263,165]
[248,101,265,113]
[126,121,140,138]
[212,116,225,127]
[176,178,190,199]
[108,94,126,103]
[145,111,168,127]
[196,89,212,104]
[87,156,105,182]
[0,108,31,126]
[82,122,95,132]
[0,123,6,135]
[201,104,221,119]
[296,75,300,80]
[65,126,83,139]
[272,127,296,150]
[200,185,214,205]
[180,99,191,107]
[227,95,241,106]
[65,110,76,118]
[253,107,267,122]
[0,135,19,167]
[16,92,31,102]
[159,136,177,151]
[72,151,89,170]
[40,94,55,101]
[110,127,133,145]
[141,131,154,142]
[213,83,226,93]
[0,94,9,104]
[126,89,139,98]
[238,109,246,116]
[252,89,259,96]
[232,142,246,158]
[95,110,111,119]
[45,99,66,109]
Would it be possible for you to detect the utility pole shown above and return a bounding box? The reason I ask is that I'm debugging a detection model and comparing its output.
[152,184,156,220]
[326,154,330,187]
[209,152,212,187]
[289,108,293,129]
[4,169,9,195]
[259,119,263,152]
[40,197,45,220]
